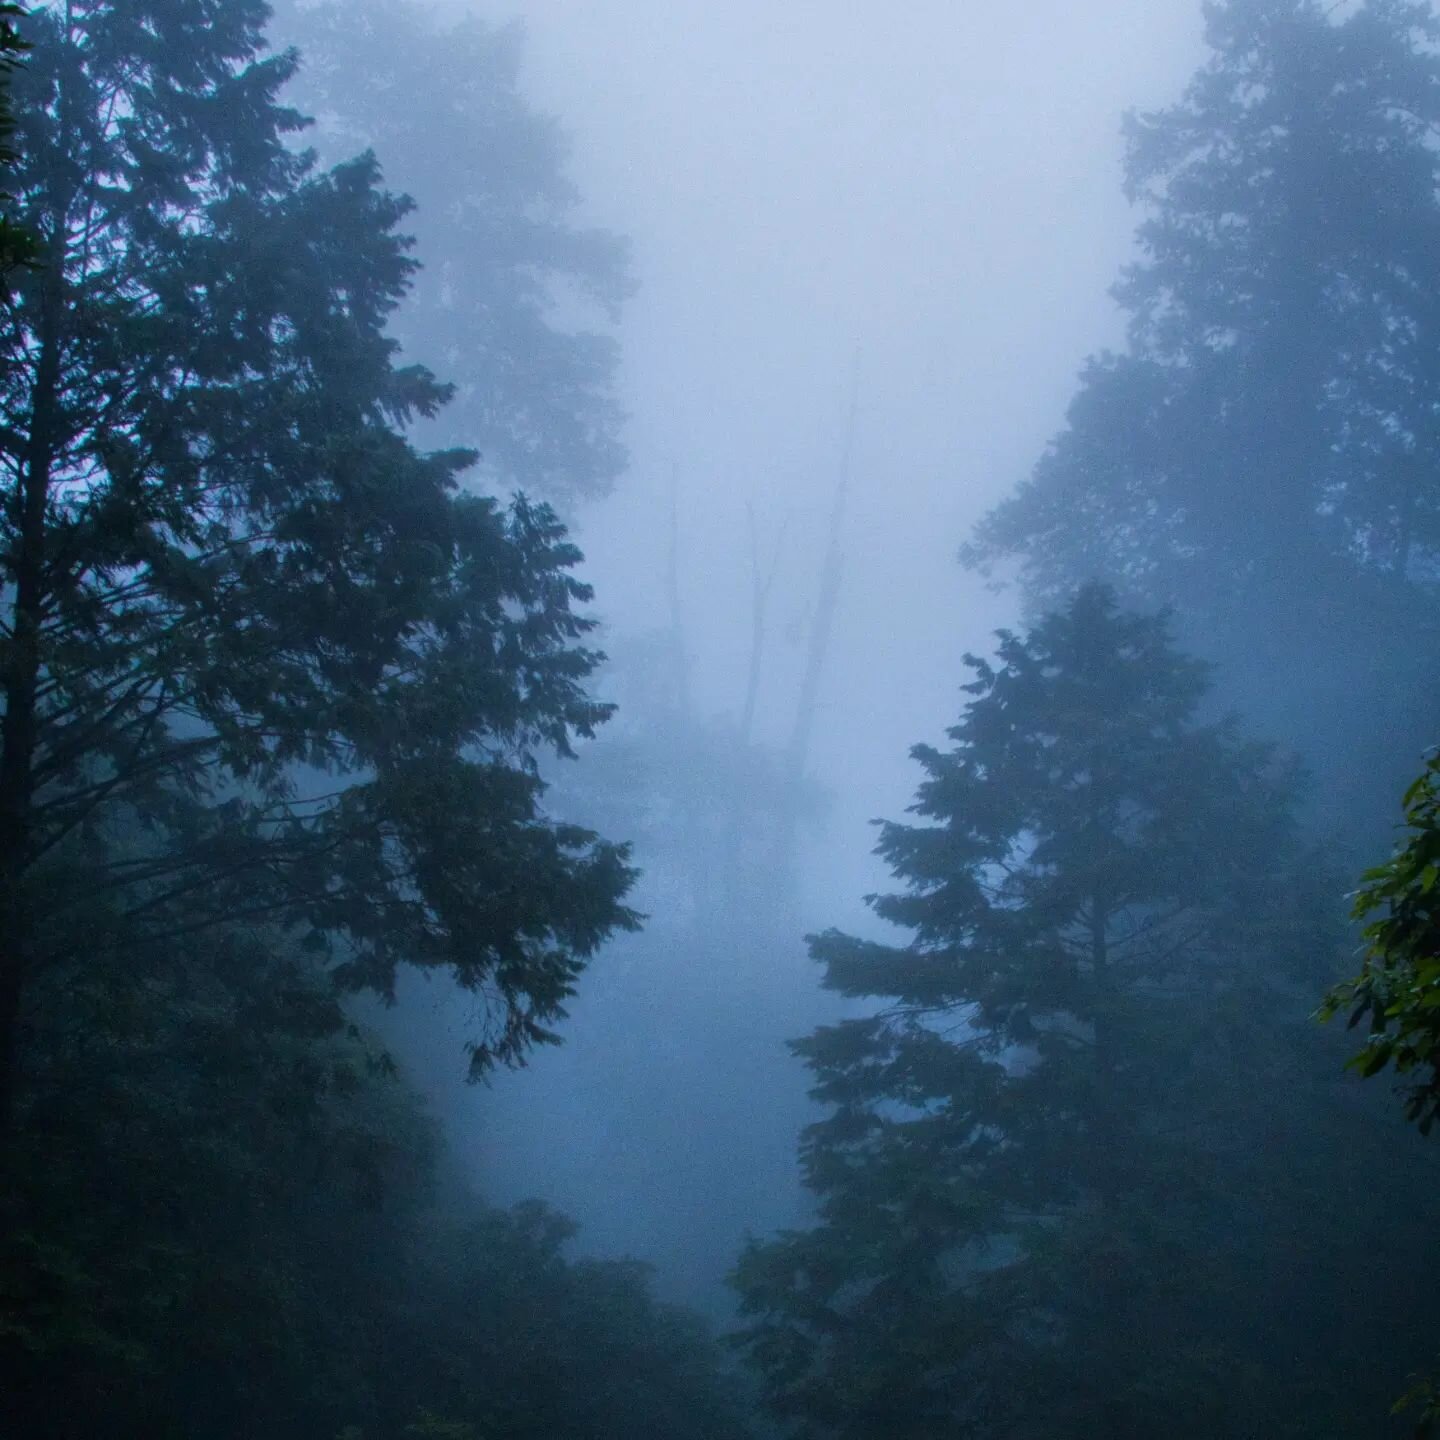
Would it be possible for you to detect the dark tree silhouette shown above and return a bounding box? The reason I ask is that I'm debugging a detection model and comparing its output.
[734,586,1436,1438]
[0,0,636,1142]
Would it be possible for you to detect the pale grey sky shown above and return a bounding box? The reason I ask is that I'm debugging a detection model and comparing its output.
[425,0,1210,1301]
[490,0,1204,911]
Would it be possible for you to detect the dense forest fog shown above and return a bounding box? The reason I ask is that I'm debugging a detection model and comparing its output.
[6,1,1440,1437]
[387,0,1212,1310]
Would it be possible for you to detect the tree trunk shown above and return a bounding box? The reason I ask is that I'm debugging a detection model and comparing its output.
[0,237,64,1146]
[773,361,859,891]
[1087,888,1131,1434]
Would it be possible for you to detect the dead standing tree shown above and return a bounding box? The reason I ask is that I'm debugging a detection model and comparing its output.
[712,364,860,930]
[772,360,859,893]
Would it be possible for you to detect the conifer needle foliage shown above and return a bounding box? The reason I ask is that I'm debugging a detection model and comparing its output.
[732,586,1426,1439]
[0,0,637,1134]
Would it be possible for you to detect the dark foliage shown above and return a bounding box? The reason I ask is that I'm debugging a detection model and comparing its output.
[0,2,34,276]
[965,0,1440,825]
[0,896,752,1440]
[1324,753,1440,1130]
[732,587,1438,1439]
[0,0,637,1135]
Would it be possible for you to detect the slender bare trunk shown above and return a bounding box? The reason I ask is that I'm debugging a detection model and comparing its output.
[773,359,859,895]
[664,463,690,716]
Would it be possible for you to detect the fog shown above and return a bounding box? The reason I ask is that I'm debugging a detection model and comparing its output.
[419,0,1209,1311]
[10,0,1440,1434]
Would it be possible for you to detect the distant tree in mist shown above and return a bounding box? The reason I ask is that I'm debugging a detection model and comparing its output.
[732,586,1436,1439]
[270,0,633,506]
[0,0,637,1141]
[965,0,1440,817]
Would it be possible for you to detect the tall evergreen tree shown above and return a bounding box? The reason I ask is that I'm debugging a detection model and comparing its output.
[732,586,1437,1439]
[965,0,1440,819]
[0,0,635,1138]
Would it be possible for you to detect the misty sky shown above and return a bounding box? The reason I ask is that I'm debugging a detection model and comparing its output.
[422,0,1211,1297]
[480,0,1206,916]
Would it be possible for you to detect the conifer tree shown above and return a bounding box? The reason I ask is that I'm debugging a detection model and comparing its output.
[966,0,1440,814]
[269,0,633,505]
[0,0,635,1138]
[732,585,1434,1439]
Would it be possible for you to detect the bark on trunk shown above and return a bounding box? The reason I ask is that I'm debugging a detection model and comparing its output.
[0,239,65,1145]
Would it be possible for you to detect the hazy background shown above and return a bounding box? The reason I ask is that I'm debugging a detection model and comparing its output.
[516,0,1205,893]
[401,0,1210,1310]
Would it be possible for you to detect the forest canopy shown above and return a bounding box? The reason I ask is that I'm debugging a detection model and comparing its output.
[0,5,732,1434]
[0,0,639,1138]
[4,0,1440,1437]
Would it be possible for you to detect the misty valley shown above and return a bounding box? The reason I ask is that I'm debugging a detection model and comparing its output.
[4,1,1440,1436]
